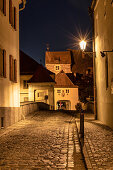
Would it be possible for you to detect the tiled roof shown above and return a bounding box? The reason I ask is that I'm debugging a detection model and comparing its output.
[20,50,40,75]
[27,64,55,83]
[69,50,93,75]
[55,70,77,88]
[45,51,71,64]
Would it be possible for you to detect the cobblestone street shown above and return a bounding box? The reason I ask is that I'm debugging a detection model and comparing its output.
[0,111,85,170]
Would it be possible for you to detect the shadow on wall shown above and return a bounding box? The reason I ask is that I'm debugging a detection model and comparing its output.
[37,102,50,110]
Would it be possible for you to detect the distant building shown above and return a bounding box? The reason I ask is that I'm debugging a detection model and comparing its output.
[20,50,40,102]
[54,71,78,110]
[0,0,23,128]
[91,0,113,129]
[69,49,93,76]
[45,51,72,74]
[20,51,55,109]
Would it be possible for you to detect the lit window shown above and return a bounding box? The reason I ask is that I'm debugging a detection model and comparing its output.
[9,55,17,82]
[66,89,69,93]
[0,0,6,15]
[56,65,60,70]
[0,48,6,78]
[9,0,16,29]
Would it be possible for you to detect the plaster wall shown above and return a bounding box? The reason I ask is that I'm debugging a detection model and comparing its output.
[0,0,20,107]
[94,0,113,129]
[20,75,32,102]
[29,83,54,107]
[54,87,78,110]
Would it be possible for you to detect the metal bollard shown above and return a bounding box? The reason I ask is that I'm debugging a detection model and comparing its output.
[80,112,84,138]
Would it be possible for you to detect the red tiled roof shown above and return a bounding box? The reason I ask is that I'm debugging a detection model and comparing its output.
[27,65,55,83]
[55,70,77,88]
[20,50,40,75]
[45,51,71,64]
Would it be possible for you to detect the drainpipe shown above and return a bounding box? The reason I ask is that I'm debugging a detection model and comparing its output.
[19,0,26,11]
[88,3,97,119]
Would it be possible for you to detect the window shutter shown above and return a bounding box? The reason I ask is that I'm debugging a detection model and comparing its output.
[9,0,12,25]
[3,0,6,16]
[14,7,16,30]
[9,55,13,81]
[3,49,6,78]
[14,59,17,82]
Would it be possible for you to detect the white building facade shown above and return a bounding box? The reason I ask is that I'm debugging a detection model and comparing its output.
[91,0,113,129]
[0,0,22,128]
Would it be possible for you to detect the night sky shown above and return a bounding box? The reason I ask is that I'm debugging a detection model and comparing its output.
[19,0,92,65]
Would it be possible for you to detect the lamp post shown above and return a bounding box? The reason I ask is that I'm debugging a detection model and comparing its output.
[79,40,97,119]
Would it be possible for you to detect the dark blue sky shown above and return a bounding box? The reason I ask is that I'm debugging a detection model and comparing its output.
[19,0,92,65]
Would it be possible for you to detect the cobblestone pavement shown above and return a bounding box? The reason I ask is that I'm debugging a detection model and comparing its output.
[76,113,113,170]
[0,111,85,170]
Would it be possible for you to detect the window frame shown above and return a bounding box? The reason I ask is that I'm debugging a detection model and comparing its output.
[0,48,6,78]
[0,0,6,16]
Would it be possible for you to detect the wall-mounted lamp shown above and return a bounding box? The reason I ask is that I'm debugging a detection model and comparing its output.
[100,50,113,57]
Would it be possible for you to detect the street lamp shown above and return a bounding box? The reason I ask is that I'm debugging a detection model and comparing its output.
[79,40,86,51]
[79,40,97,119]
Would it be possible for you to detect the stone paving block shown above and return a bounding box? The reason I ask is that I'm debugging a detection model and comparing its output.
[0,111,86,169]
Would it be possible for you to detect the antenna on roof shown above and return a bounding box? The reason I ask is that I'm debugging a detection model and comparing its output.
[46,43,50,51]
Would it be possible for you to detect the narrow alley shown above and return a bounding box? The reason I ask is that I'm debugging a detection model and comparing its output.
[0,111,85,170]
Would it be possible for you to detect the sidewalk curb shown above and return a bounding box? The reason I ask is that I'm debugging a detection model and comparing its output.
[75,121,88,170]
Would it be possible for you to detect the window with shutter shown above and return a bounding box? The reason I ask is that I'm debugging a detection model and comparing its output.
[9,0,16,30]
[9,0,12,24]
[9,55,17,82]
[14,59,17,82]
[0,0,3,13]
[0,0,6,15]
[9,55,13,81]
[0,48,6,78]
[0,49,3,77]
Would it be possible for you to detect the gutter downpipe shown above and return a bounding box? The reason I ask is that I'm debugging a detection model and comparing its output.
[89,0,97,119]
[19,0,26,11]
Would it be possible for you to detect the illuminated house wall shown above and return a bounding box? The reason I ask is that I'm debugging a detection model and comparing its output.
[0,0,21,127]
[20,75,32,102]
[92,0,113,129]
[28,83,54,108]
[54,71,79,110]
[54,87,78,110]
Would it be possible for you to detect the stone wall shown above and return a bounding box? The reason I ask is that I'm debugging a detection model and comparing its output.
[0,102,39,128]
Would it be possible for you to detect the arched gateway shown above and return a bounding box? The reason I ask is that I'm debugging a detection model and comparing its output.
[57,100,71,110]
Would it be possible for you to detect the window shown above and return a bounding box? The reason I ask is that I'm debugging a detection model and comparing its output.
[56,65,60,70]
[23,80,28,89]
[0,0,6,15]
[57,90,61,93]
[66,89,69,93]
[0,48,6,77]
[9,55,17,82]
[9,0,16,29]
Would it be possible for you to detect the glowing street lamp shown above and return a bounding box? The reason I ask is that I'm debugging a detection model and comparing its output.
[79,40,86,51]
[79,39,97,120]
